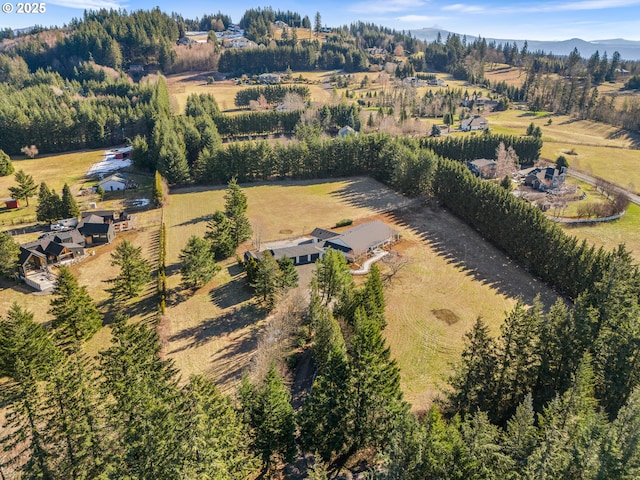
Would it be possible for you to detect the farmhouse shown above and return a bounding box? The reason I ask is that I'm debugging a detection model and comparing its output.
[461,115,489,131]
[99,174,127,192]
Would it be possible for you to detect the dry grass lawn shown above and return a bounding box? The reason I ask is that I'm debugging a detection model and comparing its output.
[161,178,557,410]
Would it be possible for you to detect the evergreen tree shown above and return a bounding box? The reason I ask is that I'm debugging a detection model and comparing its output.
[0,148,14,176]
[181,375,259,478]
[315,248,354,305]
[44,353,107,479]
[107,240,151,301]
[99,318,186,478]
[276,256,298,291]
[347,306,407,458]
[0,231,19,277]
[251,250,281,309]
[0,304,57,479]
[239,365,296,473]
[9,169,38,206]
[179,235,220,290]
[447,317,498,415]
[597,387,640,479]
[60,183,80,218]
[158,136,191,185]
[152,170,166,207]
[224,177,252,248]
[205,210,236,259]
[300,342,352,464]
[36,182,62,224]
[504,393,540,471]
[49,266,102,352]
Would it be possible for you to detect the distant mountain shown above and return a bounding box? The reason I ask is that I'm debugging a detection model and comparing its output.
[410,28,640,61]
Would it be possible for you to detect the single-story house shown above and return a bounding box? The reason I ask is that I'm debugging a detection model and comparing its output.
[310,227,339,242]
[461,115,489,131]
[324,220,400,262]
[245,220,399,267]
[467,158,498,179]
[428,78,446,87]
[246,243,326,266]
[99,174,127,192]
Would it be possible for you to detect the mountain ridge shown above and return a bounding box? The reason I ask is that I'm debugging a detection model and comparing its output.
[410,28,640,60]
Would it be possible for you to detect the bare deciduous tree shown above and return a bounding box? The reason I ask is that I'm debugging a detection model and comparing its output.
[20,144,38,158]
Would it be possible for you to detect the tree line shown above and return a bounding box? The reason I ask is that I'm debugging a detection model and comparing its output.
[234,84,310,107]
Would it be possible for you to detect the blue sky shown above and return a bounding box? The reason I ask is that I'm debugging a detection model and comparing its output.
[2,0,640,41]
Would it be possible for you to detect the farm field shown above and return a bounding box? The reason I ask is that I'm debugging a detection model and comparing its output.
[562,202,640,260]
[486,110,640,190]
[161,177,560,410]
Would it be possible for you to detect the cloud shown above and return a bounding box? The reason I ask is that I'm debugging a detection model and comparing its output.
[349,0,427,14]
[47,0,125,9]
[442,3,484,13]
[396,14,448,23]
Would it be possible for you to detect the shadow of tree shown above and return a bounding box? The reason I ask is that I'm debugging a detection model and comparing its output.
[168,302,261,355]
[347,197,562,309]
[174,214,212,227]
[330,177,416,214]
[210,277,254,309]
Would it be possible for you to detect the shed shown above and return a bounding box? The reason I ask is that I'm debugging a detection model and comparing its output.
[5,199,18,209]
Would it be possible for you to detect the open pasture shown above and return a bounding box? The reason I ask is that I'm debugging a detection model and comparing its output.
[162,177,560,409]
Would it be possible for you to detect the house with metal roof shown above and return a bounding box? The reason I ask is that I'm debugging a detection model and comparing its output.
[324,220,400,262]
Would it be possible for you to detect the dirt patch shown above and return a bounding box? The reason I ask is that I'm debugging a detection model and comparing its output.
[279,229,293,234]
[432,308,460,325]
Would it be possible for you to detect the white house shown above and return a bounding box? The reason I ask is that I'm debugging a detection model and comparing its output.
[461,115,489,131]
[99,174,127,192]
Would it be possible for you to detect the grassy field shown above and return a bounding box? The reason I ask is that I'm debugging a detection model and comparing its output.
[160,178,545,409]
[562,202,640,259]
[0,149,108,225]
[485,110,640,191]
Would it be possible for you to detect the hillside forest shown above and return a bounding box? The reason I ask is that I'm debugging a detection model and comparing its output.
[1,6,640,479]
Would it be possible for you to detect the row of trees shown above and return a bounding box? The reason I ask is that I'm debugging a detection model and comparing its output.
[234,84,310,107]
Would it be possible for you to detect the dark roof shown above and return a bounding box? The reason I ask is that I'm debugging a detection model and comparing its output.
[42,240,66,257]
[81,214,105,225]
[268,244,325,260]
[80,222,113,235]
[310,227,339,240]
[325,220,398,256]
[54,230,85,245]
[81,210,115,220]
[18,245,45,265]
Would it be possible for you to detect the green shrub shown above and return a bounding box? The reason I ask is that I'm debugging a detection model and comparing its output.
[335,218,353,228]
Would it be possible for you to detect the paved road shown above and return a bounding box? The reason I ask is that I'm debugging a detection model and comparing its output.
[566,169,640,206]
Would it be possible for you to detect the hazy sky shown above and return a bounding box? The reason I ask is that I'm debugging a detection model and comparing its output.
[2,0,640,41]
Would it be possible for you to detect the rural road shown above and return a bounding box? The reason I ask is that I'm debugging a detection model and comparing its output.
[566,169,640,206]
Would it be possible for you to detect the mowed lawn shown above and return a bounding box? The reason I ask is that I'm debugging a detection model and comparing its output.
[563,202,640,260]
[163,178,523,409]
